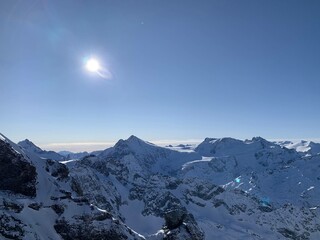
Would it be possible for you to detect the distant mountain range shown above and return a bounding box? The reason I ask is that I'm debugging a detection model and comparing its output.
[1,133,320,239]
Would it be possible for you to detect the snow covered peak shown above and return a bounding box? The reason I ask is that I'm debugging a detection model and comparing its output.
[112,135,157,155]
[195,136,279,158]
[250,136,269,143]
[277,140,320,155]
[94,136,201,178]
[18,139,43,153]
[125,135,156,148]
[195,137,246,157]
[203,137,241,145]
[18,139,64,161]
[127,134,144,142]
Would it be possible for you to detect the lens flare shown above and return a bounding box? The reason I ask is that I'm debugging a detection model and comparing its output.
[85,58,100,72]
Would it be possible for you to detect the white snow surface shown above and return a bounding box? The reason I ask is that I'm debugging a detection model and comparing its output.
[276,140,320,155]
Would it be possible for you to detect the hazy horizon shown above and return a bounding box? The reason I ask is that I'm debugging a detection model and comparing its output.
[10,134,320,152]
[1,1,320,148]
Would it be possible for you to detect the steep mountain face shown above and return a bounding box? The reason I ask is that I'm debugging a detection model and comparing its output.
[0,134,145,240]
[1,133,320,239]
[0,139,37,197]
[18,139,65,161]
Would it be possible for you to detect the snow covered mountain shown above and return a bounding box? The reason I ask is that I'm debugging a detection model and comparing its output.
[1,133,144,239]
[276,140,320,156]
[1,133,320,239]
[18,139,65,161]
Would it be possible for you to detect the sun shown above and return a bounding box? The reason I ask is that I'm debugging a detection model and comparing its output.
[85,58,101,72]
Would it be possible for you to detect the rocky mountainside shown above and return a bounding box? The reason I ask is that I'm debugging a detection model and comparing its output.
[1,133,320,239]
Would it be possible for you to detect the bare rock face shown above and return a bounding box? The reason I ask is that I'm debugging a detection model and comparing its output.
[54,216,144,240]
[46,159,69,180]
[0,140,37,197]
[163,209,205,240]
[164,209,186,230]
[0,213,25,239]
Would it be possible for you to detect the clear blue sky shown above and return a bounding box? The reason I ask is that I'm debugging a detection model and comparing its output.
[1,0,320,150]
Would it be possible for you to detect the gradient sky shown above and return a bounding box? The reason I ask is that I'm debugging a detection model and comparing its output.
[1,0,320,151]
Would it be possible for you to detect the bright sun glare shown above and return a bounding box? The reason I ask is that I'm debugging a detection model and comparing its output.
[85,58,100,72]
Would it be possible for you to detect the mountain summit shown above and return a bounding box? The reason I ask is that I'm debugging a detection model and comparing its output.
[18,139,65,161]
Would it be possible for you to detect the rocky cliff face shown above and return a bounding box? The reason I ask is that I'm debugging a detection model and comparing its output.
[0,139,37,197]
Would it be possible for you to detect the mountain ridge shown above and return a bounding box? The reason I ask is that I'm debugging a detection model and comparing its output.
[1,133,320,239]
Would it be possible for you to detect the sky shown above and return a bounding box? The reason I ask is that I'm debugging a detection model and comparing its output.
[1,0,320,151]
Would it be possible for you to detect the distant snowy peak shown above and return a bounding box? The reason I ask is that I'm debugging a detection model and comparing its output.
[95,135,201,176]
[116,135,156,150]
[195,136,277,157]
[18,139,43,153]
[277,140,320,155]
[100,135,159,157]
[111,135,200,159]
[18,139,64,161]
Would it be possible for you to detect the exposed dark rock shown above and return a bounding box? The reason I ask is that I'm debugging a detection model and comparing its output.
[164,209,186,230]
[277,228,311,240]
[187,182,224,201]
[142,191,181,216]
[165,179,182,190]
[93,212,113,221]
[3,200,24,213]
[71,177,84,196]
[28,202,42,211]
[51,204,65,215]
[72,197,89,204]
[46,159,69,180]
[0,213,25,239]
[0,140,37,197]
[258,205,273,212]
[59,190,72,199]
[163,208,205,240]
[213,199,228,208]
[277,228,299,239]
[54,217,143,240]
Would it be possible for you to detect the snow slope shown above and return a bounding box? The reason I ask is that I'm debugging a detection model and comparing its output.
[276,140,320,156]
